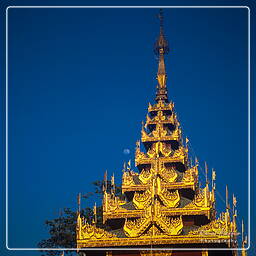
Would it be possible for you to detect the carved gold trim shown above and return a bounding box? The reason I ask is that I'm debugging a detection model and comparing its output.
[140,250,172,256]
[148,101,174,112]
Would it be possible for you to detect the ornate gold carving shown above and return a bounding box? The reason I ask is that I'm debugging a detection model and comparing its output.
[172,146,187,160]
[124,195,183,238]
[148,101,174,112]
[142,124,181,143]
[151,124,168,139]
[183,187,209,209]
[147,142,172,158]
[124,217,150,237]
[133,190,152,210]
[159,166,178,183]
[170,126,181,141]
[79,223,116,240]
[135,144,147,163]
[159,188,180,208]
[158,215,183,236]
[139,168,153,184]
[122,171,136,186]
[189,213,231,236]
[182,166,198,183]
[103,192,126,213]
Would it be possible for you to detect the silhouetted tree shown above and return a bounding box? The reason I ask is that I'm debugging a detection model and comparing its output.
[38,180,121,255]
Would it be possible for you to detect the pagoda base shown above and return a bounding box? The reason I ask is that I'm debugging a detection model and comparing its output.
[78,249,236,256]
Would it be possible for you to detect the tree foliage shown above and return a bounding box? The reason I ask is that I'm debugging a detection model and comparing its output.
[38,180,121,255]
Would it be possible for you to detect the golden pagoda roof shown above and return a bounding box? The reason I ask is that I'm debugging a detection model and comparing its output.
[76,10,239,251]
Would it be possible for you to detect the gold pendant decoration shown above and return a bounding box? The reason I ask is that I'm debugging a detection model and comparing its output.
[124,217,150,237]
[159,166,178,183]
[159,188,180,208]
[133,190,152,210]
[182,166,198,183]
[79,223,116,240]
[189,214,230,236]
[139,168,153,184]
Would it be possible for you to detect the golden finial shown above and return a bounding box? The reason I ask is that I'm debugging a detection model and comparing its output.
[154,9,169,102]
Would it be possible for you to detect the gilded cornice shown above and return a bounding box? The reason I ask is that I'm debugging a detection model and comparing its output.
[77,234,232,248]
[145,111,177,125]
[123,201,183,238]
[148,101,174,112]
[188,212,231,236]
[103,207,212,221]
[141,124,181,143]
[77,214,117,240]
[135,143,187,166]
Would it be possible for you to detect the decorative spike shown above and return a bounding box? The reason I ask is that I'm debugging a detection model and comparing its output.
[104,170,108,191]
[77,192,81,213]
[111,173,115,195]
[205,162,209,186]
[242,219,244,242]
[232,194,237,215]
[226,185,229,210]
[190,157,193,168]
[127,160,131,170]
[93,202,97,224]
[111,173,115,186]
[195,157,199,165]
[123,161,126,172]
[136,140,140,149]
[212,168,216,189]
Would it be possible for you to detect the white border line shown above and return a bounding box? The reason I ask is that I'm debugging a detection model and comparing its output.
[5,5,251,251]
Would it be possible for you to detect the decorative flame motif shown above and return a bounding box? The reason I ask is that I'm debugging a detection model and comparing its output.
[133,190,152,210]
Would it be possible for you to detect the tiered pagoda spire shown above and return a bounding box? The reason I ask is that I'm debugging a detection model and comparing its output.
[76,10,246,256]
[154,9,169,102]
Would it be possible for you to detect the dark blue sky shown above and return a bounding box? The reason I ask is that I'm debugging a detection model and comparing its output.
[1,1,255,255]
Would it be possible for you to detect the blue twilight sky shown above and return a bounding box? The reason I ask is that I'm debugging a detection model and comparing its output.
[1,0,255,255]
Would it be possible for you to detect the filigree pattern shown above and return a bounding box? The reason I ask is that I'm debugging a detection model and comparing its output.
[147,142,172,158]
[189,214,231,236]
[151,124,168,139]
[148,101,174,112]
[139,168,153,184]
[182,166,198,183]
[133,190,152,210]
[124,217,150,237]
[159,166,178,183]
[157,216,183,236]
[159,188,180,208]
[103,193,126,213]
[184,187,209,209]
[80,223,116,240]
[122,171,136,186]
